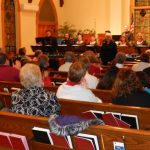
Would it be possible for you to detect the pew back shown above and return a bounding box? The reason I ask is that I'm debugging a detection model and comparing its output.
[0,92,149,130]
[0,111,150,150]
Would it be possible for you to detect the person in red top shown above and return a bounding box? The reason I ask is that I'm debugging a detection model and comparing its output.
[0,53,20,82]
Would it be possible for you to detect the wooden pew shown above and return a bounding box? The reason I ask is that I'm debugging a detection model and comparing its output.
[0,81,23,92]
[0,81,113,103]
[50,71,68,78]
[0,111,150,150]
[58,99,150,130]
[0,92,149,130]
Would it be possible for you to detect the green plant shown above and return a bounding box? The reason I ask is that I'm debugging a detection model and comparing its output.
[58,22,77,38]
[78,28,96,35]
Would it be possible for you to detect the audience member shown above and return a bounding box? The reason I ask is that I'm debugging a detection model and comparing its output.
[78,55,99,89]
[58,51,75,72]
[97,52,126,90]
[136,71,150,94]
[17,47,31,65]
[38,54,51,86]
[114,52,126,69]
[100,32,117,65]
[112,68,150,107]
[97,66,119,90]
[10,63,60,116]
[83,50,101,76]
[32,50,43,62]
[56,62,102,102]
[0,53,20,82]
[132,53,150,72]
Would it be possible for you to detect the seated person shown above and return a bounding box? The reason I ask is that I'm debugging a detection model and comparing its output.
[118,34,129,46]
[75,33,85,45]
[114,52,126,69]
[43,30,57,46]
[16,47,31,65]
[88,35,97,45]
[32,50,43,62]
[136,71,150,94]
[112,68,150,107]
[10,63,60,116]
[0,53,20,82]
[132,53,150,72]
[135,32,147,46]
[78,55,99,89]
[37,54,51,86]
[122,25,134,43]
[58,51,75,72]
[97,52,126,90]
[56,62,102,102]
[61,33,74,46]
[83,50,101,76]
[97,66,119,90]
[100,32,117,65]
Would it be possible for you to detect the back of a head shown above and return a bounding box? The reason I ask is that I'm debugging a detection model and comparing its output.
[38,54,49,68]
[18,47,26,56]
[68,62,86,83]
[78,55,90,70]
[83,50,99,63]
[140,53,149,63]
[0,53,7,65]
[115,52,126,64]
[97,66,119,90]
[35,50,42,57]
[64,51,75,62]
[113,68,142,97]
[20,63,42,88]
[136,71,150,88]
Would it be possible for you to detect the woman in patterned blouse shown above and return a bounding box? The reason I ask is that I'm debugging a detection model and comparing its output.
[10,63,60,117]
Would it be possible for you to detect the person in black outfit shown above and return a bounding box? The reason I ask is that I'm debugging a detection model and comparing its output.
[61,33,74,46]
[112,68,150,108]
[100,32,117,65]
[43,30,57,47]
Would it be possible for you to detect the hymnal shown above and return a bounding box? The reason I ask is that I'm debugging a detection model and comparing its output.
[9,134,29,150]
[0,132,12,148]
[82,110,104,119]
[50,133,73,149]
[121,114,139,129]
[74,133,100,150]
[32,127,53,144]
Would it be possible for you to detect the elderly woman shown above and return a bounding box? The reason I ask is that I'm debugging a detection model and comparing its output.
[10,63,60,117]
[112,68,150,107]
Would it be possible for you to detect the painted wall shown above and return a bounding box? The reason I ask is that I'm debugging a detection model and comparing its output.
[0,0,130,54]
[55,0,130,35]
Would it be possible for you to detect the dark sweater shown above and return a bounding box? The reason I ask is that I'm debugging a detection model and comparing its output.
[112,91,150,108]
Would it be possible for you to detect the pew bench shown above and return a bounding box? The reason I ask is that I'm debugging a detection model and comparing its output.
[0,111,150,150]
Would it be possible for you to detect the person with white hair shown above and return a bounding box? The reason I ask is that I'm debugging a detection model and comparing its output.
[100,31,117,65]
[122,25,134,42]
[10,63,60,117]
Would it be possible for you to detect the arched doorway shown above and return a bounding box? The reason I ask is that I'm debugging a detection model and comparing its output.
[1,0,20,54]
[37,0,58,37]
